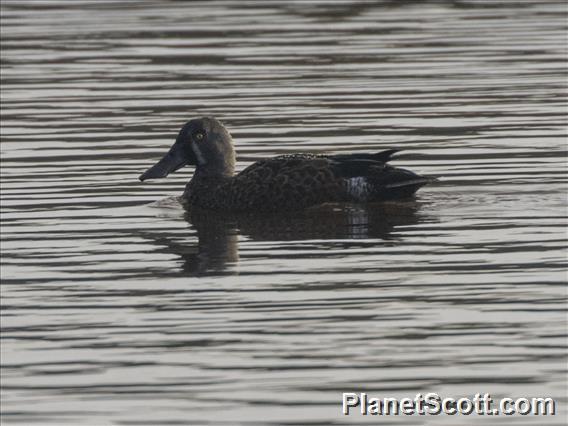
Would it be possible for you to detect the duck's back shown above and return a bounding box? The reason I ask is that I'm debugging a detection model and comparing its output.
[184,151,430,212]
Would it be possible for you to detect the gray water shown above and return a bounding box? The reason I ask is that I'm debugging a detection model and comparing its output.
[1,1,567,425]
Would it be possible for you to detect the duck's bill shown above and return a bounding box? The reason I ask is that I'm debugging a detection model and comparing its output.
[139,145,188,181]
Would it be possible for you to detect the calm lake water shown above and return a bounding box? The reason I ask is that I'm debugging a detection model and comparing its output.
[1,1,566,425]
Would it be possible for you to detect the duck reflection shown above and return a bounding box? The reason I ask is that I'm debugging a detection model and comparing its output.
[160,202,426,276]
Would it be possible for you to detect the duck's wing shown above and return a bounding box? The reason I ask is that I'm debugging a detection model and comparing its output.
[227,155,345,210]
[228,150,430,210]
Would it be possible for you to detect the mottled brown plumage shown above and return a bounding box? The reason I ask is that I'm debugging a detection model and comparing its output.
[140,117,432,212]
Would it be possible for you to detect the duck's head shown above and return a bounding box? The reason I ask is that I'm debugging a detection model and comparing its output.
[139,117,236,181]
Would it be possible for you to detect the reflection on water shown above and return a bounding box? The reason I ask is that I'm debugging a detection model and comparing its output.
[1,0,566,425]
[162,201,426,276]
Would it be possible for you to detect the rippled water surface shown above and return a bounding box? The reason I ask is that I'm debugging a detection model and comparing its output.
[1,1,567,425]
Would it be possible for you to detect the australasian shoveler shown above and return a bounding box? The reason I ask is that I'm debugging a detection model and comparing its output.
[139,117,433,212]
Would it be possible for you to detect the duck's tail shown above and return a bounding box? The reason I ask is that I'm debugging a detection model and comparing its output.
[330,149,436,201]
[376,171,434,200]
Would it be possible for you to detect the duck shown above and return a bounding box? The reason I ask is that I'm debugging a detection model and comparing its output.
[139,117,432,212]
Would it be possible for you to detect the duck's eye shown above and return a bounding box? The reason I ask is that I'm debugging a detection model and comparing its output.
[194,132,204,141]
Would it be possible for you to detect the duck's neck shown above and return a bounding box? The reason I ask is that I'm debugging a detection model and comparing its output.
[193,161,234,178]
[183,166,232,206]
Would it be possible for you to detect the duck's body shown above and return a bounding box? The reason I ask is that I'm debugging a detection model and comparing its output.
[182,152,428,211]
[140,117,431,212]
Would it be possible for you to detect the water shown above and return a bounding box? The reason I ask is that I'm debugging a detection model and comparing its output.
[1,1,566,425]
